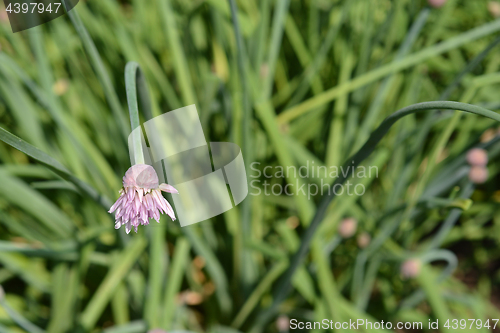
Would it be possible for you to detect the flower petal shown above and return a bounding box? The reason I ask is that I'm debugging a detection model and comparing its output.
[159,183,178,194]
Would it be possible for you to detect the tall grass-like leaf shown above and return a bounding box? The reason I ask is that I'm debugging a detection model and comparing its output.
[161,237,190,330]
[254,101,500,327]
[260,0,289,101]
[0,170,73,238]
[0,127,112,209]
[157,0,197,105]
[80,237,147,329]
[63,2,129,140]
[278,19,500,123]
[229,0,258,290]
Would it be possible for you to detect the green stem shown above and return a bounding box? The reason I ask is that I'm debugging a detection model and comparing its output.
[252,101,500,329]
[229,0,256,291]
[64,2,129,141]
[125,62,153,165]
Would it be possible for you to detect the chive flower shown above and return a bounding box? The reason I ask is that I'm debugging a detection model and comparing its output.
[109,164,178,234]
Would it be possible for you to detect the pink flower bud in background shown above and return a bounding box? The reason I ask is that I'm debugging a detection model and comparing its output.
[0,10,7,23]
[260,63,269,79]
[428,0,447,8]
[357,232,371,249]
[469,166,488,184]
[338,218,357,238]
[489,1,500,18]
[400,259,421,279]
[147,330,167,333]
[276,315,290,332]
[466,148,488,167]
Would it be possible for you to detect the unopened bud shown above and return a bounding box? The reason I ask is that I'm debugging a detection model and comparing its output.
[489,1,500,18]
[428,0,447,8]
[357,232,371,249]
[276,315,289,332]
[469,166,488,184]
[400,259,421,279]
[466,148,488,167]
[338,218,357,238]
[147,330,167,333]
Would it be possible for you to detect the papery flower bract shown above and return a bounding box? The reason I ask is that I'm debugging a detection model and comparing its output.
[109,164,178,234]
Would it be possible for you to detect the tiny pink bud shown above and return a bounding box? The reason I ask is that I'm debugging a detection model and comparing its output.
[489,1,500,18]
[260,63,269,79]
[357,232,371,249]
[400,259,421,279]
[469,166,488,184]
[338,218,357,238]
[0,10,8,23]
[276,315,290,332]
[466,148,488,167]
[428,0,447,8]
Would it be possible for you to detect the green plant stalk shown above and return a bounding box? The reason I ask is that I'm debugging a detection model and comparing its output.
[261,0,290,101]
[64,3,129,140]
[80,237,147,329]
[417,266,453,330]
[182,226,232,313]
[285,2,349,109]
[161,237,190,330]
[0,126,112,209]
[144,223,166,329]
[399,87,476,238]
[278,18,500,123]
[400,249,459,310]
[352,7,430,151]
[125,62,152,165]
[0,296,45,333]
[157,0,197,105]
[253,101,500,328]
[112,282,130,325]
[231,259,288,328]
[229,0,257,290]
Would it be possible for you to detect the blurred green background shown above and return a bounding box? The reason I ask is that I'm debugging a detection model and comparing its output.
[1,0,500,332]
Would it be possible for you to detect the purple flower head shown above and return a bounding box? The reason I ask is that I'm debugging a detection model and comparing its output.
[109,164,178,234]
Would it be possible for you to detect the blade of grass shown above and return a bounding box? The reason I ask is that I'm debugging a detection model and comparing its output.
[63,1,129,140]
[253,101,500,327]
[0,126,112,209]
[260,0,290,101]
[157,0,197,105]
[161,237,190,330]
[278,19,500,123]
[229,0,257,291]
[80,237,147,329]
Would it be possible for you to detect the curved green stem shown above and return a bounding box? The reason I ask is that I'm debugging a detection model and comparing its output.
[253,101,500,329]
[399,249,458,310]
[125,62,153,165]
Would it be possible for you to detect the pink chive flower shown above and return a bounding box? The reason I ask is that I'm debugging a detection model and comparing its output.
[466,148,488,167]
[108,164,178,234]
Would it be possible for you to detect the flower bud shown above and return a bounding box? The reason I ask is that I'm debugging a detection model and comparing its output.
[276,315,290,332]
[466,148,488,167]
[357,232,371,249]
[469,166,488,184]
[147,330,167,333]
[400,259,421,279]
[428,0,447,8]
[338,218,357,238]
[489,1,500,18]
